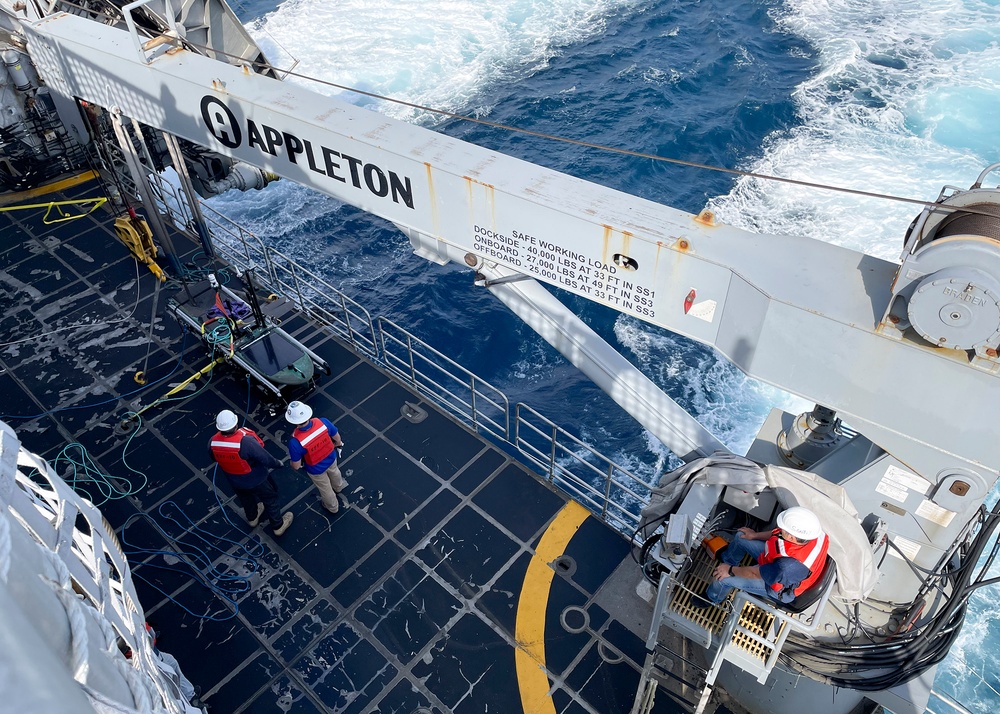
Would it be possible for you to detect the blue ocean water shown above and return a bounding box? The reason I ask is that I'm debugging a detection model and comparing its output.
[211,0,1000,708]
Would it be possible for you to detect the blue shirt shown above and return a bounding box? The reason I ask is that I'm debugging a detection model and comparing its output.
[288,417,339,475]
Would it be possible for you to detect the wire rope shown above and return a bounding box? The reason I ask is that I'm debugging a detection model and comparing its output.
[173,39,1000,216]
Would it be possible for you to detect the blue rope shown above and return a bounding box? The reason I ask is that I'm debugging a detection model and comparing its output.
[30,354,215,509]
[111,343,271,623]
[120,497,263,622]
[119,369,265,622]
[205,322,233,346]
[166,265,232,291]
[45,441,147,507]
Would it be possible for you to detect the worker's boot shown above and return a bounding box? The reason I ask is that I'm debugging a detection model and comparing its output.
[248,503,265,527]
[272,512,294,536]
[689,595,717,610]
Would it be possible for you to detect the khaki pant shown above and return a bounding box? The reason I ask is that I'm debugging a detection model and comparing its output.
[308,460,346,513]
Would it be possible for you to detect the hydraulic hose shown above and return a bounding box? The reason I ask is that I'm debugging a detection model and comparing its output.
[779,500,1000,690]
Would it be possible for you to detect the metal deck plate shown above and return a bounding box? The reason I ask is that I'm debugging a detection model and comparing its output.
[0,181,691,713]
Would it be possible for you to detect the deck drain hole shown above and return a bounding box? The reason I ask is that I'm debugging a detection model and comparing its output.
[552,555,576,577]
[401,401,428,423]
[597,641,625,665]
[560,606,589,634]
[114,417,139,437]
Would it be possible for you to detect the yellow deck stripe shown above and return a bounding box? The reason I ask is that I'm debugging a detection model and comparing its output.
[514,501,589,714]
[0,171,99,207]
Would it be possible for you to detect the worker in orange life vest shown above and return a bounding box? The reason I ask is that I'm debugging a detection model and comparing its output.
[693,506,829,608]
[209,409,293,536]
[285,401,347,514]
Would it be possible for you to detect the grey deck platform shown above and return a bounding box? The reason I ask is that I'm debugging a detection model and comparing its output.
[0,179,687,714]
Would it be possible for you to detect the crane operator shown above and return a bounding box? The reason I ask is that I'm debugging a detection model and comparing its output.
[691,506,829,609]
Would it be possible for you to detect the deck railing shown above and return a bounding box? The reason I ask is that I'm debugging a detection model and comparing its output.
[377,317,510,442]
[926,689,974,714]
[155,195,650,531]
[515,403,653,533]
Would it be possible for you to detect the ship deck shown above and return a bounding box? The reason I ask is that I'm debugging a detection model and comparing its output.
[0,179,695,714]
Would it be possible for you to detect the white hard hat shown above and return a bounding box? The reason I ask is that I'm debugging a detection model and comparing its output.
[776,506,823,541]
[285,401,313,425]
[216,409,239,431]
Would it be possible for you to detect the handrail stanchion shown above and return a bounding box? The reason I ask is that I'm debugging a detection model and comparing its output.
[262,245,277,285]
[603,465,614,520]
[549,426,558,482]
[470,375,479,430]
[407,334,417,384]
[290,262,305,318]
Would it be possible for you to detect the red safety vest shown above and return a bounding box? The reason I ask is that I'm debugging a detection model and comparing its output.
[294,419,335,466]
[761,529,829,596]
[211,428,265,475]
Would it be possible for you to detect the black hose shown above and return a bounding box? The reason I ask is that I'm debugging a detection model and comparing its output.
[778,498,1000,690]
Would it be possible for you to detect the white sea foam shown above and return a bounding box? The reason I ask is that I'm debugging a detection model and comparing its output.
[249,0,644,121]
[710,0,1000,258]
[613,315,808,457]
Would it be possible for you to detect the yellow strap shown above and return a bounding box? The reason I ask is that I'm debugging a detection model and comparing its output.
[0,196,108,224]
[133,357,224,417]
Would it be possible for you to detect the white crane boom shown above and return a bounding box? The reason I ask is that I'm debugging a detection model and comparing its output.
[23,12,1000,480]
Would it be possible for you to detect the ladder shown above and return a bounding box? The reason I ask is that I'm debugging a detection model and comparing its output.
[633,552,837,714]
[633,638,711,714]
[704,594,791,687]
[631,563,726,714]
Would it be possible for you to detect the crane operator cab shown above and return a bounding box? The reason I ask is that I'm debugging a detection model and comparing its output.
[634,453,876,696]
[690,506,833,613]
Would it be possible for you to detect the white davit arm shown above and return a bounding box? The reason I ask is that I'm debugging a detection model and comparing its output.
[477,262,727,462]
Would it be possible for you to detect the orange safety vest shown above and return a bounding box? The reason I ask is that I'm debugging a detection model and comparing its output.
[211,428,265,475]
[294,419,336,466]
[761,530,829,596]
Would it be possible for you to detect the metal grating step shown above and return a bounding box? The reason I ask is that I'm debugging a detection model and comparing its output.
[669,550,729,633]
[731,600,785,661]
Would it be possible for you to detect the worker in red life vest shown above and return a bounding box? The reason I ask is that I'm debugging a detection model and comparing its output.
[285,401,348,514]
[692,506,829,609]
[209,409,293,536]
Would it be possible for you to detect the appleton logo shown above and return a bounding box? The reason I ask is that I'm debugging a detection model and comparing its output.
[199,95,414,209]
[201,96,241,148]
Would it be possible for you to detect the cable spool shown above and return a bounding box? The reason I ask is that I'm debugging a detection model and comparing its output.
[932,202,1000,242]
[638,533,667,584]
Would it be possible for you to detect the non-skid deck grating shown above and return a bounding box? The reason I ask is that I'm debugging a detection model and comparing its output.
[669,549,728,633]
[731,600,784,661]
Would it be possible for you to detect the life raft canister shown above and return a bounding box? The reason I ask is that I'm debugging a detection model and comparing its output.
[294,419,335,466]
[211,428,265,475]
